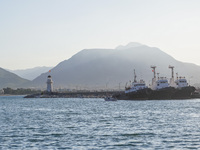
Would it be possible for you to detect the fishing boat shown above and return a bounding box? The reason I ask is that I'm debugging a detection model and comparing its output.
[104,97,117,101]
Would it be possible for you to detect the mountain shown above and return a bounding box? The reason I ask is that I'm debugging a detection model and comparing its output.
[0,68,30,89]
[29,42,200,90]
[115,42,144,50]
[9,66,53,80]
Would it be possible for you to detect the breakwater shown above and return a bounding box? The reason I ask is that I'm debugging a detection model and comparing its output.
[24,91,122,98]
[24,90,200,99]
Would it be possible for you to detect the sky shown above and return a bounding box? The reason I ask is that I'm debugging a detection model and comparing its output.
[1,0,200,70]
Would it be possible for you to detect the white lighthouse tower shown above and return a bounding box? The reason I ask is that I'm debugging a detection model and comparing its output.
[47,75,53,92]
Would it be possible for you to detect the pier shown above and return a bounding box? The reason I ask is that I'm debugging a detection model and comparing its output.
[24,91,123,98]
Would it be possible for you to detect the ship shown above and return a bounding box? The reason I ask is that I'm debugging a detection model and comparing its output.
[114,69,152,100]
[168,65,195,99]
[114,66,195,100]
[104,97,117,101]
[148,66,175,100]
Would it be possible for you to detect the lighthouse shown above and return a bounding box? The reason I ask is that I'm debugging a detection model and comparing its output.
[47,75,53,92]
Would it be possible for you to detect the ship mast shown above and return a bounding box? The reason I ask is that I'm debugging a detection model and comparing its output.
[157,73,160,80]
[151,66,156,79]
[169,65,174,78]
[151,66,156,87]
[169,65,175,87]
[176,73,178,80]
[134,69,137,83]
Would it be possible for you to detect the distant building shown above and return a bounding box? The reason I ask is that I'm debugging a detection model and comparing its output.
[47,75,53,92]
[0,89,4,95]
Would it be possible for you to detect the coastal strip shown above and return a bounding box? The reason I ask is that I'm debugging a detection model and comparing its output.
[24,91,122,99]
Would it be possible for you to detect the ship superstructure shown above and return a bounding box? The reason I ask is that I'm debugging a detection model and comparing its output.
[150,66,169,90]
[169,65,188,88]
[125,69,148,94]
[175,74,188,88]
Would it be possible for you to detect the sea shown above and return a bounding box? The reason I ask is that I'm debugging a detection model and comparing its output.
[0,96,200,150]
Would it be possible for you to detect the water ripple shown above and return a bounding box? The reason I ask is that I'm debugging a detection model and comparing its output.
[1,97,200,149]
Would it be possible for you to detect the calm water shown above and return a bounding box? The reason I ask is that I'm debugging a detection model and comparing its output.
[1,96,200,149]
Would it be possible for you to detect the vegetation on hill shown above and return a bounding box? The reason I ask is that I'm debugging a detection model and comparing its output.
[3,87,41,95]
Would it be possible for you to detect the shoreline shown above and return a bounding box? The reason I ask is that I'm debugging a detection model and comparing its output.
[0,94,26,96]
[24,91,120,99]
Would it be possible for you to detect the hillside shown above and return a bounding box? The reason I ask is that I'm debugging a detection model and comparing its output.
[30,42,200,90]
[0,68,30,89]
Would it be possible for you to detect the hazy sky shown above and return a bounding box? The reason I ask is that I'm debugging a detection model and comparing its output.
[1,0,200,69]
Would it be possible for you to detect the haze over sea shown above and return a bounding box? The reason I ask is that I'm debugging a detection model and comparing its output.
[1,96,200,149]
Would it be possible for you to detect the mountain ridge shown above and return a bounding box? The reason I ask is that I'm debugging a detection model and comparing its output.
[0,68,30,89]
[29,43,200,90]
[9,66,53,81]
